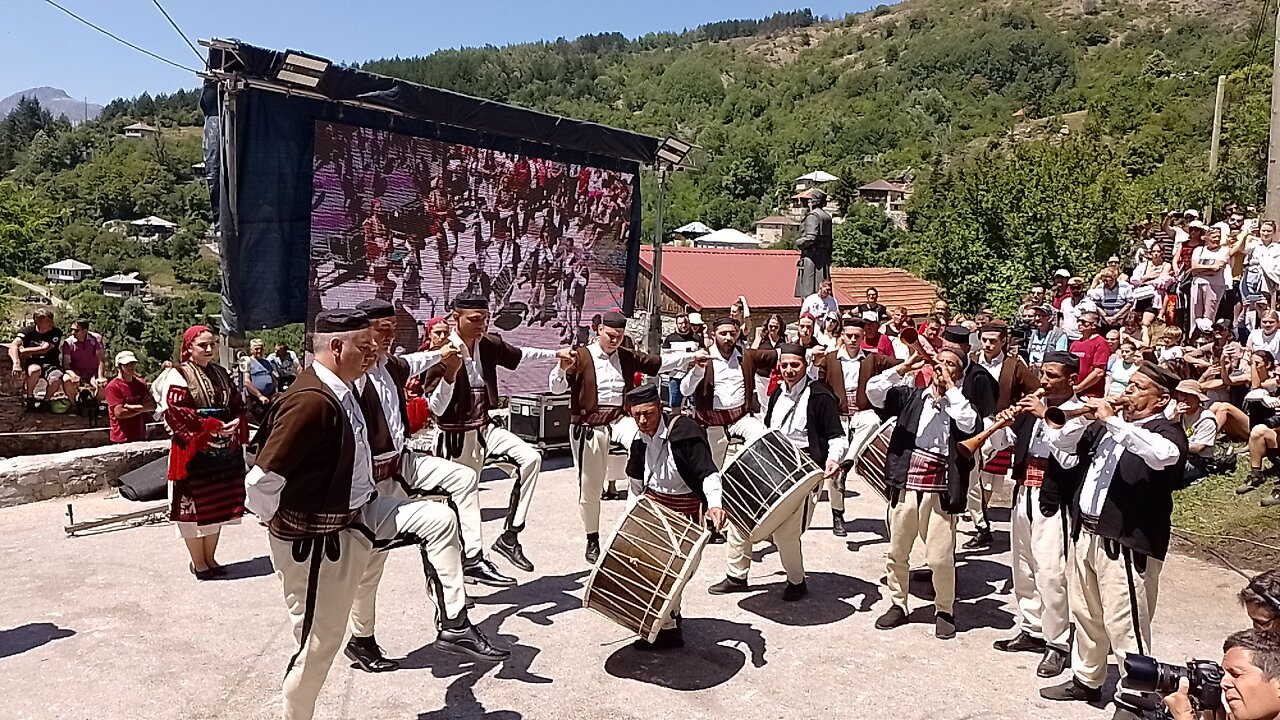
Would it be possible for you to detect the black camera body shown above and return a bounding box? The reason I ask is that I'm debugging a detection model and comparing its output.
[1124,654,1225,713]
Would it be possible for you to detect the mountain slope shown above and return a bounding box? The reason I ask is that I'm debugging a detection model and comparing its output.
[0,87,102,125]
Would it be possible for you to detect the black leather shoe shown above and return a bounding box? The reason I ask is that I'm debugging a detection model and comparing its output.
[585,536,601,565]
[993,630,1047,654]
[433,624,510,662]
[189,563,215,581]
[463,556,517,587]
[935,611,956,640]
[632,626,684,651]
[962,529,993,550]
[1040,678,1102,703]
[707,576,750,595]
[345,636,399,673]
[1037,646,1070,678]
[831,511,847,537]
[491,536,534,573]
[782,581,808,601]
[875,605,908,630]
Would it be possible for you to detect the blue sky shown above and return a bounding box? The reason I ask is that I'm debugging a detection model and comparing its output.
[2,0,879,103]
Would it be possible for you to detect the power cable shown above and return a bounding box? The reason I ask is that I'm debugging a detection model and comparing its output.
[38,0,200,75]
[149,0,205,66]
[1244,0,1273,89]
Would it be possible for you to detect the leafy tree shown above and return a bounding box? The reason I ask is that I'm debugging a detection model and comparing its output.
[832,204,908,268]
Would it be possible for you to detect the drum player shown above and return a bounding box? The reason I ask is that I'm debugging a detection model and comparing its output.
[548,310,698,564]
[865,346,978,641]
[621,383,728,650]
[707,343,846,602]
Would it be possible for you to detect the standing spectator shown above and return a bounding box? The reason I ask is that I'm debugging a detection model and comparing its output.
[1020,286,1047,315]
[751,313,785,411]
[800,279,839,319]
[1251,221,1280,309]
[268,342,300,390]
[240,338,278,415]
[9,308,65,406]
[855,287,889,323]
[61,319,107,403]
[1170,380,1217,485]
[663,312,702,410]
[1058,277,1093,341]
[105,351,155,443]
[1086,270,1134,331]
[1069,311,1111,398]
[162,326,249,580]
[1050,269,1072,309]
[861,318,895,356]
[1191,226,1235,323]
[796,313,822,350]
[730,296,753,341]
[688,312,707,348]
[1022,305,1069,366]
[886,306,914,338]
[1249,311,1280,358]
[1130,244,1172,328]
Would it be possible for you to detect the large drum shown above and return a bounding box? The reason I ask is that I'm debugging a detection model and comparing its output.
[721,430,824,542]
[852,418,895,503]
[583,495,710,643]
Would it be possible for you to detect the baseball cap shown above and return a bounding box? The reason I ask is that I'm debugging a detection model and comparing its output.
[1054,269,1070,278]
[115,351,139,366]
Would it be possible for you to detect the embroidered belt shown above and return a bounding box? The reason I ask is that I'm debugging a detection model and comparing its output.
[269,507,358,540]
[644,490,704,523]
[572,406,624,427]
[904,448,948,493]
[695,405,747,428]
[372,454,401,482]
[1022,456,1049,489]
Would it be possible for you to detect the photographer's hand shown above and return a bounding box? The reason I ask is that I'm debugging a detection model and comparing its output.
[1162,678,1228,720]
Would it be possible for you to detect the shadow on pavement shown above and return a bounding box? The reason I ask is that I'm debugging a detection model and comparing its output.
[603,618,767,691]
[736,570,881,626]
[211,555,274,581]
[843,516,889,553]
[0,622,75,659]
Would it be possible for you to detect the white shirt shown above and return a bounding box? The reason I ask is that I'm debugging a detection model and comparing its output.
[977,351,1004,381]
[1249,329,1280,358]
[430,331,558,414]
[768,380,850,461]
[1058,296,1095,341]
[837,347,865,403]
[1182,408,1218,458]
[631,421,723,508]
[1191,245,1233,286]
[548,345,693,405]
[1049,412,1181,519]
[988,397,1082,468]
[680,346,746,410]
[801,293,839,319]
[356,349,443,456]
[865,365,978,454]
[244,361,375,522]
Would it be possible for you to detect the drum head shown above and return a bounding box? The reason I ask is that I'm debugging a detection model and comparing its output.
[749,468,822,542]
[722,430,823,543]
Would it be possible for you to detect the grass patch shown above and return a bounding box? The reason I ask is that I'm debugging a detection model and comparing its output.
[130,256,177,290]
[1171,457,1280,570]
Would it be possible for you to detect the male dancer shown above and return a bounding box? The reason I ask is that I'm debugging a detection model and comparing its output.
[424,292,562,572]
[866,347,978,640]
[821,318,899,535]
[245,309,506,720]
[623,383,728,650]
[548,310,695,563]
[966,322,1039,549]
[1040,363,1187,718]
[709,344,845,601]
[986,351,1083,678]
[937,325,998,551]
[679,317,780,467]
[345,300,514,673]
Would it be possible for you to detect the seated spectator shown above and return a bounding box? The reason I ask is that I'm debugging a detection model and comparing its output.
[1249,311,1280,358]
[1090,255,1130,286]
[855,287,889,323]
[1239,568,1280,631]
[1242,404,1280,505]
[1087,269,1135,331]
[240,338,278,414]
[61,319,107,404]
[1170,379,1217,485]
[105,351,155,443]
[268,342,299,389]
[800,279,838,319]
[1120,312,1150,348]
[1187,319,1241,374]
[1157,326,1185,364]
[1105,339,1141,398]
[8,308,65,406]
[1216,350,1279,443]
[1104,328,1121,354]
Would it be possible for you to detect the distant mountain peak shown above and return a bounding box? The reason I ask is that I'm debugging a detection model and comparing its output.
[0,87,103,125]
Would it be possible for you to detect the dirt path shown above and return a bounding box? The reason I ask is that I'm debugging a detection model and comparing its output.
[7,277,66,308]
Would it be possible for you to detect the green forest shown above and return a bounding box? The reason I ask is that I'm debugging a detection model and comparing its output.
[0,0,1274,366]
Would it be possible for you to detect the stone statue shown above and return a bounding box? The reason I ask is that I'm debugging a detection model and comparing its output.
[794,188,833,298]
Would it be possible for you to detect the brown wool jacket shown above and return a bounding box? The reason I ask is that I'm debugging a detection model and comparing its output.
[821,351,900,415]
[564,345,662,416]
[690,346,779,415]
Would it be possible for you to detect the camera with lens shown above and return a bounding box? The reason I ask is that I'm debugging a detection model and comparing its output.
[1010,318,1034,358]
[1125,654,1225,714]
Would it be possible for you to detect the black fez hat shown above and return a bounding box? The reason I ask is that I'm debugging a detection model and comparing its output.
[713,316,739,328]
[842,316,864,328]
[1041,351,1080,373]
[1136,362,1180,394]
[452,292,489,311]
[601,311,628,329]
[355,298,395,319]
[624,384,660,406]
[978,322,1007,336]
[777,342,807,358]
[942,325,971,344]
[315,308,371,333]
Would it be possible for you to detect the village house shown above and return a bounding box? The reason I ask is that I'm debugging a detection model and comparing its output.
[43,259,92,284]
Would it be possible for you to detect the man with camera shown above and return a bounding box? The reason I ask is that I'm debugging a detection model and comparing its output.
[1158,629,1280,720]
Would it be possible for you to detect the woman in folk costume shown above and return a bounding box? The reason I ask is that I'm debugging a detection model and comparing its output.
[162,325,249,580]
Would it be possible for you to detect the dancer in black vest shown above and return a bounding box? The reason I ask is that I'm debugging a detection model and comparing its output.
[866,347,978,640]
[1040,362,1187,718]
[623,384,727,650]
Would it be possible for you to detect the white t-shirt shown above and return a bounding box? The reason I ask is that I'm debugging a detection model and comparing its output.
[1249,328,1280,358]
[801,293,838,319]
[1182,408,1218,458]
[1058,295,1095,341]
[1190,245,1232,286]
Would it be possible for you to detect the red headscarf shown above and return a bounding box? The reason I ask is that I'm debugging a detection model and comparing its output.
[418,317,449,352]
[181,325,211,362]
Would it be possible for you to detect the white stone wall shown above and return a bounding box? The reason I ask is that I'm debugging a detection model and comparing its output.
[0,440,169,508]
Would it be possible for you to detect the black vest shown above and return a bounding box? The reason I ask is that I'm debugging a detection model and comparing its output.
[881,385,976,514]
[625,415,718,505]
[1009,412,1086,515]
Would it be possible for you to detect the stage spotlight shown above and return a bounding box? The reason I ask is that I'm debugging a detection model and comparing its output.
[655,136,693,168]
[277,52,330,89]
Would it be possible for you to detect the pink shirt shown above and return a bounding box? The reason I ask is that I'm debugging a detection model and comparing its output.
[62,332,104,378]
[861,333,895,356]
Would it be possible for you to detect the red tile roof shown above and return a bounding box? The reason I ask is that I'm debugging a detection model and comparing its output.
[830,267,939,316]
[753,215,799,226]
[640,246,863,311]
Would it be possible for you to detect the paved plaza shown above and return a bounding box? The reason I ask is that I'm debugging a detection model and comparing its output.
[0,456,1251,719]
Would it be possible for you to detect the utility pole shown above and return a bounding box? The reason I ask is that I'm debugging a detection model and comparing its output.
[646,166,668,354]
[1208,74,1226,222]
[1267,0,1280,219]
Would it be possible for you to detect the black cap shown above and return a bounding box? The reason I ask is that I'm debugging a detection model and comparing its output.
[624,384,660,406]
[601,311,627,329]
[1136,362,1180,394]
[978,322,1007,336]
[355,298,395,319]
[942,325,970,344]
[713,316,739,329]
[842,317,864,328]
[315,308,371,333]
[1042,351,1080,373]
[777,343,807,358]
[452,292,489,311]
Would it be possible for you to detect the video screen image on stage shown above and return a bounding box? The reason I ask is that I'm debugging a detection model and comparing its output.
[310,120,637,395]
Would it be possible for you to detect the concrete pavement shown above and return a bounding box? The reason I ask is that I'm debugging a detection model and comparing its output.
[0,456,1250,719]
